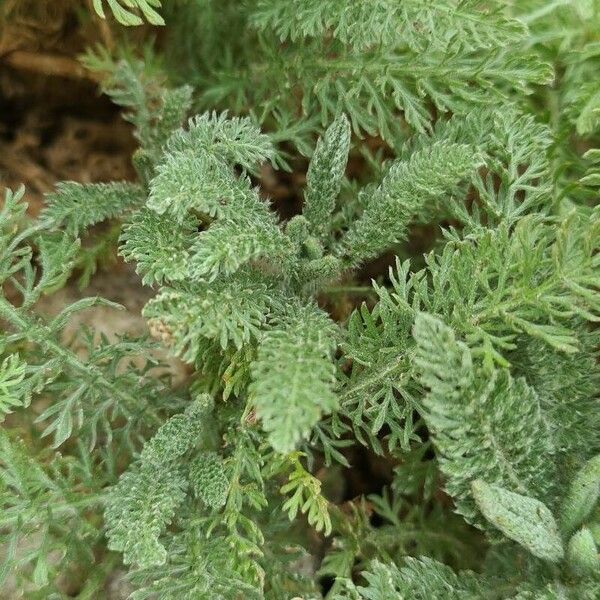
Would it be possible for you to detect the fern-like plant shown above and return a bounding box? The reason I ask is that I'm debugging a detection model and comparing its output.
[2,1,600,598]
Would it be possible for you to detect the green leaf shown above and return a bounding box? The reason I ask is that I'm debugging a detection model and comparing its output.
[472,480,564,563]
[341,142,481,266]
[279,452,331,535]
[187,214,291,281]
[251,303,338,453]
[105,465,186,568]
[34,232,80,296]
[0,355,28,420]
[120,209,197,286]
[576,89,600,135]
[352,557,486,600]
[148,152,257,223]
[413,313,555,529]
[93,0,164,26]
[42,182,145,235]
[140,395,213,468]
[142,272,275,359]
[164,112,274,172]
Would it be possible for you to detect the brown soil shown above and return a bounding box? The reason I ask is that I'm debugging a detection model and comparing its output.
[0,0,136,212]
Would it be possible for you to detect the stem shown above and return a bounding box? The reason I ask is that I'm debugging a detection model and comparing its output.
[340,352,411,406]
[0,297,161,426]
[1,492,106,528]
[77,554,121,600]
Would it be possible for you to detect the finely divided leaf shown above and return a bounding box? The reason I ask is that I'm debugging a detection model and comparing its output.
[105,466,186,567]
[353,557,486,600]
[341,142,481,266]
[140,396,213,468]
[165,112,274,172]
[560,454,600,536]
[42,182,145,235]
[143,273,275,359]
[189,451,229,509]
[251,304,338,453]
[413,313,555,528]
[0,355,28,420]
[120,209,197,286]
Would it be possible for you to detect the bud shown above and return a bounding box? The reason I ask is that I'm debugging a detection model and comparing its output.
[285,215,311,248]
[567,528,600,577]
[189,451,229,508]
[560,455,600,535]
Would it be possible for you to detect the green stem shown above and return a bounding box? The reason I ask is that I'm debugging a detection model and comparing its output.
[1,492,106,528]
[77,553,121,600]
[0,297,161,426]
[340,352,412,406]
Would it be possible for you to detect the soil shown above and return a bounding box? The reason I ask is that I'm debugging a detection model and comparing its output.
[0,0,149,311]
[0,0,137,210]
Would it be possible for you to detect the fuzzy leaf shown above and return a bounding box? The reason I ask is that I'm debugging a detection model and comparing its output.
[567,528,600,577]
[105,466,186,568]
[303,114,351,238]
[120,209,197,286]
[413,313,555,529]
[143,273,275,359]
[0,355,28,420]
[251,303,337,453]
[42,182,145,234]
[164,112,274,172]
[341,142,481,266]
[472,481,564,563]
[140,395,213,468]
[351,557,486,600]
[187,215,291,281]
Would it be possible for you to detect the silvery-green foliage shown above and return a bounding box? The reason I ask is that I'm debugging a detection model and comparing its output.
[105,396,214,567]
[560,454,600,536]
[189,451,229,509]
[5,2,600,597]
[250,303,338,453]
[0,187,179,593]
[413,314,556,529]
[41,182,146,235]
[163,0,553,143]
[303,114,351,239]
[472,481,564,563]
